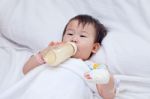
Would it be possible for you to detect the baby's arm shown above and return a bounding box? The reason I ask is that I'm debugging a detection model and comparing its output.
[23,47,50,74]
[96,75,115,99]
[84,63,116,99]
[23,41,63,74]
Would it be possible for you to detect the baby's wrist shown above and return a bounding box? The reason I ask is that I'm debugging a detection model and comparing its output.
[34,52,46,64]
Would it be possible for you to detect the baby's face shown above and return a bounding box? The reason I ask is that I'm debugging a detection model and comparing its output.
[63,20,99,60]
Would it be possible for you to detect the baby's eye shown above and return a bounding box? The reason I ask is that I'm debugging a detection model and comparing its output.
[67,33,73,36]
[80,35,86,38]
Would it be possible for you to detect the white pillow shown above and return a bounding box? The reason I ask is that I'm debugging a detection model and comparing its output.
[1,0,150,73]
[0,0,73,51]
[0,0,111,51]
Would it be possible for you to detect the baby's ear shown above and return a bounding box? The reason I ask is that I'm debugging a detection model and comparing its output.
[92,43,100,53]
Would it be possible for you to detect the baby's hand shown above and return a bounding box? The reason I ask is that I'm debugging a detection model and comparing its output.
[48,41,64,47]
[84,67,110,84]
[84,72,92,79]
[40,41,64,57]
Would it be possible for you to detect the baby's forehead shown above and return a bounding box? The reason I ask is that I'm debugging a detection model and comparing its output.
[70,19,94,25]
[67,20,95,30]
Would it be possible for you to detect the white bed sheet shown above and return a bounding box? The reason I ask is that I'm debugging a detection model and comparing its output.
[0,0,150,99]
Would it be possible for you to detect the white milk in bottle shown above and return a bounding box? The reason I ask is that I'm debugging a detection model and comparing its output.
[43,42,77,66]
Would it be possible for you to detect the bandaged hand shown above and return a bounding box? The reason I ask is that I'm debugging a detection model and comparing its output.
[84,64,110,84]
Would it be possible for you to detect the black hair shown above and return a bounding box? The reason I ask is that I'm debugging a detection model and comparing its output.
[62,14,108,45]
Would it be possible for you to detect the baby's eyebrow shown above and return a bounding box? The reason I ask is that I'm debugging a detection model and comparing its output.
[81,31,89,34]
[66,29,76,34]
[66,28,74,31]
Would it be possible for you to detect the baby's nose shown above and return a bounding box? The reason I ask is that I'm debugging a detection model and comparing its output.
[71,36,78,43]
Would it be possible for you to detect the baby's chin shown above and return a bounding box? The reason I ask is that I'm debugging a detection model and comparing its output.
[71,54,80,59]
[71,54,88,61]
[71,54,82,59]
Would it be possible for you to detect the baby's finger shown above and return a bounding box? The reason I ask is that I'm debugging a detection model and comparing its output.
[54,42,64,46]
[84,73,92,79]
[48,41,64,47]
[48,41,55,46]
[58,42,64,45]
[49,41,60,46]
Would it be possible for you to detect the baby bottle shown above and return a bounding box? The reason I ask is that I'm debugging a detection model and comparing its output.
[43,42,77,66]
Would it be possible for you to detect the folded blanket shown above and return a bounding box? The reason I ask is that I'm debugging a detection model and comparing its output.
[0,41,32,93]
[0,58,101,99]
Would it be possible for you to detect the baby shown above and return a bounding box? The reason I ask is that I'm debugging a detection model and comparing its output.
[23,14,116,99]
